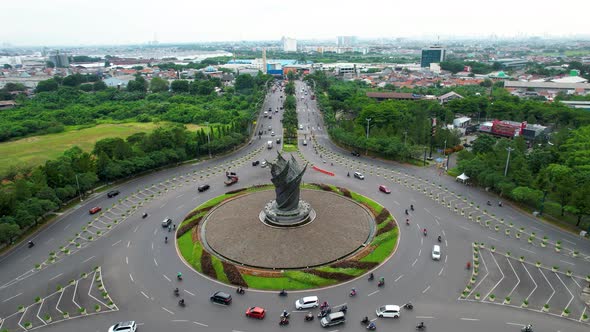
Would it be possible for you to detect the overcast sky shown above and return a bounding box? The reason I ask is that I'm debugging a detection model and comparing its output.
[2,0,589,46]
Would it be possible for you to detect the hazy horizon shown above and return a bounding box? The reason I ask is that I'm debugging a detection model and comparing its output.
[2,0,589,47]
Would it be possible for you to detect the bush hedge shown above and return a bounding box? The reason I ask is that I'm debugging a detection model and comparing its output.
[200,251,216,279]
[376,221,395,236]
[303,269,354,281]
[176,215,203,238]
[226,187,247,195]
[339,187,352,198]
[222,261,247,287]
[330,260,378,269]
[375,208,390,224]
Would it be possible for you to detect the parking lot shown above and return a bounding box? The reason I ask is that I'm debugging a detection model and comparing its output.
[463,248,588,322]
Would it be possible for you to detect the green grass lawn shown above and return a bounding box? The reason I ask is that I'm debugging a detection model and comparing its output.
[0,122,201,174]
[282,144,298,152]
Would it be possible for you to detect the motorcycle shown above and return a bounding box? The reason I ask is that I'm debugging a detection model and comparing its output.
[279,290,288,297]
[361,317,370,325]
[406,219,410,225]
[279,318,289,326]
[142,213,148,219]
[366,322,377,330]
[305,312,314,321]
[165,237,168,244]
[410,205,414,211]
[317,308,331,318]
[320,302,329,310]
[377,279,385,287]
[236,287,245,295]
[28,241,35,248]
[403,302,413,310]
[437,236,441,243]
[350,289,357,297]
[173,288,179,296]
[486,201,492,206]
[416,322,426,330]
[177,274,183,281]
[521,325,533,332]
[339,305,348,314]
[178,299,185,307]
[368,273,374,281]
[423,229,427,236]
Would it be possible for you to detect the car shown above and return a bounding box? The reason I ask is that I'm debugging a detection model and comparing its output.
[245,306,266,319]
[161,217,172,227]
[320,311,346,327]
[107,190,120,198]
[295,296,319,310]
[379,185,391,194]
[261,161,267,168]
[432,245,441,260]
[351,151,360,157]
[302,140,307,146]
[210,291,232,305]
[197,184,210,192]
[276,138,281,144]
[268,125,272,130]
[258,130,263,135]
[269,115,272,119]
[271,131,275,136]
[108,321,137,332]
[252,160,260,166]
[89,206,102,214]
[299,124,304,130]
[376,305,400,318]
[353,172,365,180]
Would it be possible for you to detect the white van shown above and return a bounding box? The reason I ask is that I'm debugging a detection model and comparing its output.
[432,245,441,260]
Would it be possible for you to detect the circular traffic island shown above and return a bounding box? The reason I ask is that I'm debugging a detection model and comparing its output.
[176,184,399,290]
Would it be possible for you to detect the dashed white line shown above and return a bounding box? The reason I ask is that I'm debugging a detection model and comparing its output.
[424,208,431,214]
[111,240,122,246]
[418,249,422,257]
[394,275,403,282]
[82,256,95,263]
[2,292,22,302]
[154,258,158,267]
[392,200,400,205]
[416,316,435,319]
[153,229,157,236]
[163,274,171,282]
[176,194,184,199]
[438,267,444,276]
[460,318,480,321]
[422,285,430,293]
[49,273,63,281]
[193,321,208,327]
[412,258,418,266]
[125,256,128,264]
[487,236,498,242]
[151,242,154,250]
[519,248,536,254]
[367,290,379,296]
[159,203,166,209]
[459,225,470,231]
[19,254,31,262]
[129,273,134,282]
[133,225,139,233]
[506,322,524,327]
[141,291,149,299]
[64,224,71,230]
[560,260,575,266]
[563,239,576,245]
[127,241,131,248]
[444,255,448,263]
[172,319,188,322]
[177,205,185,210]
[162,307,174,315]
[184,289,195,296]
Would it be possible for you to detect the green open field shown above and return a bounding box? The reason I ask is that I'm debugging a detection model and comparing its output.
[0,122,200,174]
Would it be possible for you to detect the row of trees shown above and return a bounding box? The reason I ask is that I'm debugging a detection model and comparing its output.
[282,81,298,143]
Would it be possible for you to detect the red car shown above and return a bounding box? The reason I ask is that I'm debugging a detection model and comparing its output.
[379,185,391,194]
[245,306,266,319]
[89,206,102,214]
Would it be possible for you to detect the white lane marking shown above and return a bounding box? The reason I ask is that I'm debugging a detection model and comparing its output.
[418,249,422,257]
[162,307,174,315]
[154,258,158,267]
[520,248,536,254]
[160,203,166,209]
[563,239,575,245]
[111,240,122,247]
[412,258,418,266]
[193,321,208,327]
[163,274,171,282]
[538,267,556,304]
[556,273,575,311]
[64,224,71,230]
[3,292,22,302]
[125,257,128,264]
[141,291,149,299]
[20,254,31,262]
[459,225,470,231]
[133,225,139,233]
[393,200,400,205]
[435,218,440,226]
[82,256,95,263]
[487,236,498,242]
[441,230,446,237]
[184,289,195,296]
[461,318,480,321]
[506,322,524,327]
[172,319,188,322]
[420,237,423,246]
[445,239,448,247]
[424,208,431,214]
[367,290,379,296]
[416,316,435,319]
[127,241,131,248]
[484,249,505,300]
[560,260,575,266]
[151,242,154,250]
[445,255,448,263]
[176,194,184,199]
[394,275,403,282]
[44,238,54,245]
[438,267,444,276]
[422,285,430,293]
[232,330,245,332]
[129,273,134,282]
[177,205,185,210]
[153,229,157,236]
[49,273,63,281]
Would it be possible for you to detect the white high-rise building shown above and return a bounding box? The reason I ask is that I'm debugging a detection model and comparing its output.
[282,37,297,52]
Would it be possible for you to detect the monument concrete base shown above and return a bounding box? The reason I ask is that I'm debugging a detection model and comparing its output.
[260,200,316,227]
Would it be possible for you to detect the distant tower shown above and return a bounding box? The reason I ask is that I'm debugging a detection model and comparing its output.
[262,48,267,74]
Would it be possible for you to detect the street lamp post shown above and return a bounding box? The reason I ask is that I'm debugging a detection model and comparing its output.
[75,174,83,202]
[205,122,211,158]
[365,118,372,156]
[423,146,427,166]
[404,130,408,146]
[504,147,514,177]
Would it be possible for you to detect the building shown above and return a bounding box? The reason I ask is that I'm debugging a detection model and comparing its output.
[48,51,69,68]
[438,91,464,104]
[366,92,422,101]
[0,100,17,110]
[282,37,297,52]
[504,81,590,94]
[494,58,527,70]
[337,36,357,47]
[421,46,446,68]
[559,101,590,110]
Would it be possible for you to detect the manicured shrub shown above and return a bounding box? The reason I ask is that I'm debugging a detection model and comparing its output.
[338,187,352,198]
[375,208,390,224]
[330,260,378,269]
[226,188,247,195]
[176,215,204,238]
[222,261,247,287]
[303,269,354,281]
[200,251,216,279]
[376,222,395,236]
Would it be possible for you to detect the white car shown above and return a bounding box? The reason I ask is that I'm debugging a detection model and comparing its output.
[261,161,268,168]
[299,124,304,130]
[271,131,275,136]
[295,296,319,309]
[376,305,400,318]
[432,245,441,260]
[108,321,137,332]
[354,172,365,180]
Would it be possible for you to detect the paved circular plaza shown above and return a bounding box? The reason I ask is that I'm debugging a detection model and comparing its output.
[201,189,374,269]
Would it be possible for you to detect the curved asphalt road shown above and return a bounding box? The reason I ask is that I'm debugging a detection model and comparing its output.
[0,81,589,332]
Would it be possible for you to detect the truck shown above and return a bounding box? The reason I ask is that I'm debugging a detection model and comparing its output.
[224,176,238,186]
[267,140,273,149]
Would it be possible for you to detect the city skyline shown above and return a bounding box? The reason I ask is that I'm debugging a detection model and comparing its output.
[1,0,590,46]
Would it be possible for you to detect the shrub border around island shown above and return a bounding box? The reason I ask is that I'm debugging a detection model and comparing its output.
[177,183,399,290]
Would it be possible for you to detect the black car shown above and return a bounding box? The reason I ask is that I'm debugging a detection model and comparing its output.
[259,130,263,135]
[210,291,232,305]
[252,160,260,166]
[198,184,210,192]
[276,138,281,144]
[107,190,120,198]
[351,151,361,157]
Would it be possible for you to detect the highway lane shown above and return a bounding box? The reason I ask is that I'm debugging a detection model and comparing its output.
[1,81,588,332]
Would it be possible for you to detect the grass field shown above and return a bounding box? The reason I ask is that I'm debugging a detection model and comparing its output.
[0,122,200,174]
